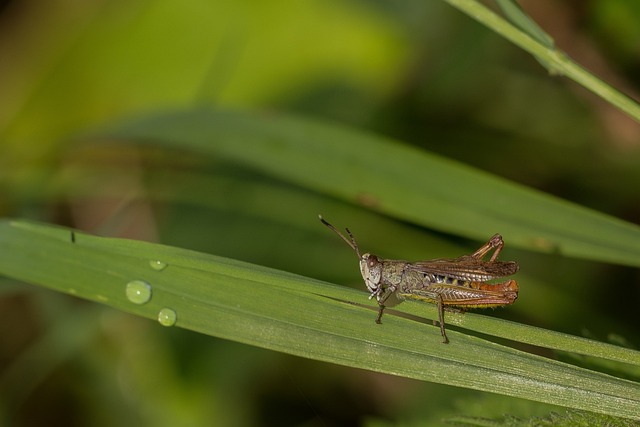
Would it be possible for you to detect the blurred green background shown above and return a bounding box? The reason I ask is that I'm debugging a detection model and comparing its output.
[1,0,640,425]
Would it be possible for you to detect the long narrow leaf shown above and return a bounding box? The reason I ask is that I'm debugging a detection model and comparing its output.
[1,220,638,420]
[93,109,640,267]
[443,0,640,122]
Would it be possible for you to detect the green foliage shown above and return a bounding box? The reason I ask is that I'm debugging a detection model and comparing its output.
[445,410,640,427]
[2,0,640,425]
[1,219,639,420]
[94,109,640,267]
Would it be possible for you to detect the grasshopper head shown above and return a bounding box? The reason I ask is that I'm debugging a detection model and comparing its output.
[360,253,383,298]
[319,216,383,299]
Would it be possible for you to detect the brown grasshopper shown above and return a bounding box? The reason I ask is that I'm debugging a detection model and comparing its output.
[320,216,519,343]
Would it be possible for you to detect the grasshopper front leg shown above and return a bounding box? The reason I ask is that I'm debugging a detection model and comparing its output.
[435,294,449,344]
[373,285,397,324]
[378,284,450,343]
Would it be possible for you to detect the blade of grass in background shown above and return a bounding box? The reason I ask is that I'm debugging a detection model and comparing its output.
[443,0,640,122]
[0,219,638,420]
[92,109,640,267]
[494,0,555,48]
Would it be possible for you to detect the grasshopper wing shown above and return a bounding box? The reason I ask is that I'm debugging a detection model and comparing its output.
[407,257,519,282]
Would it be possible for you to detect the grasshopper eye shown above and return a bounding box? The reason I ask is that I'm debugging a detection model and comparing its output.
[367,255,379,267]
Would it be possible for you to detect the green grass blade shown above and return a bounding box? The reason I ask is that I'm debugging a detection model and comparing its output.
[93,109,640,267]
[1,219,639,420]
[494,0,554,48]
[397,302,639,368]
[448,410,637,427]
[443,0,640,122]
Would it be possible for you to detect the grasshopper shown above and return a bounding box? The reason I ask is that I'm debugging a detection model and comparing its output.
[320,216,519,343]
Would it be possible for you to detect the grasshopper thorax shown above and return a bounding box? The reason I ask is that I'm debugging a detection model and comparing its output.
[360,253,383,298]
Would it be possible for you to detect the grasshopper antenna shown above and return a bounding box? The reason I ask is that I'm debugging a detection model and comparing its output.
[318,215,362,259]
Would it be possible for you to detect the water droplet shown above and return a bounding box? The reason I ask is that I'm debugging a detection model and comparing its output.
[157,308,177,327]
[149,260,168,271]
[125,280,152,304]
